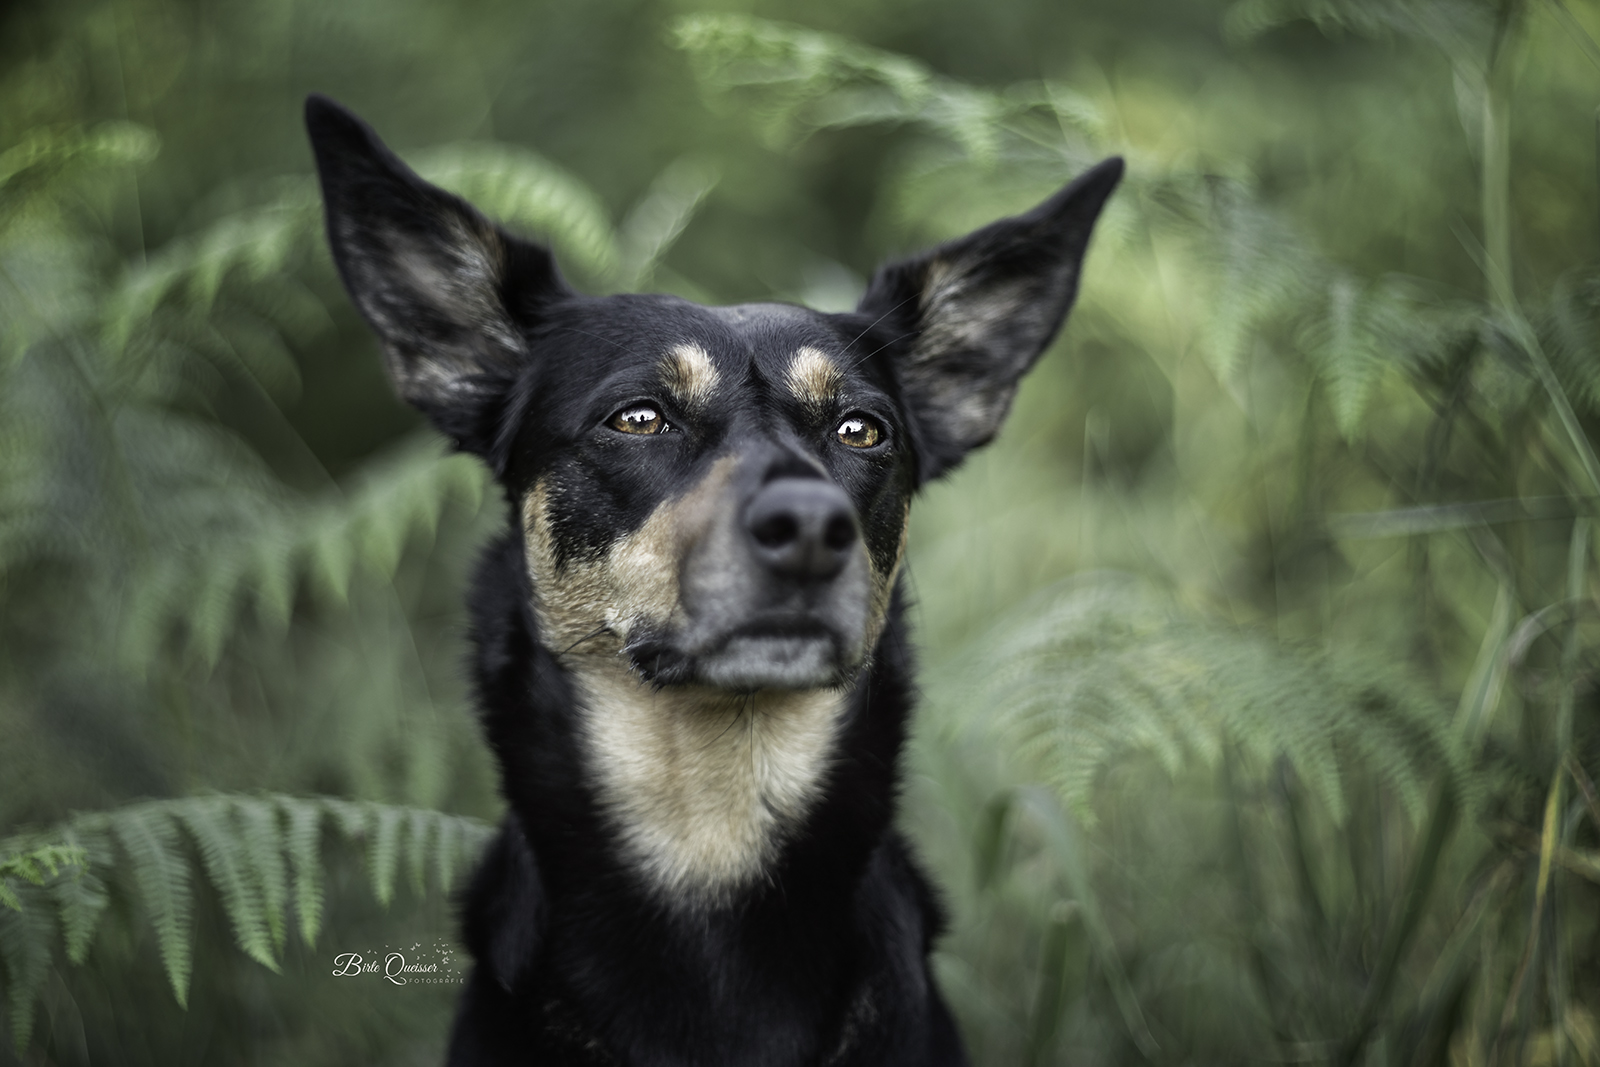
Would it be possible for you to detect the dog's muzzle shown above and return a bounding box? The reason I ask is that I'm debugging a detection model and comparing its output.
[629,471,873,691]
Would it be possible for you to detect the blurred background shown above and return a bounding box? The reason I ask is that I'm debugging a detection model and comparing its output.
[4,0,1600,1063]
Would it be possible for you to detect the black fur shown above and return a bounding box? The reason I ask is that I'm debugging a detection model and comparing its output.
[306,93,1120,1066]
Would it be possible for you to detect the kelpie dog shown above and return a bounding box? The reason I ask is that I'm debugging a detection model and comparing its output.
[305,95,1120,1066]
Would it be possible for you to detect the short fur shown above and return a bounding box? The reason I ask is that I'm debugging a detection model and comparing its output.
[305,93,1121,1066]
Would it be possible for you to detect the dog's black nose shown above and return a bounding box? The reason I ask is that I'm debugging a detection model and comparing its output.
[745,479,858,581]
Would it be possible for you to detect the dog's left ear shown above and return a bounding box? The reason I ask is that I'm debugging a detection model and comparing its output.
[306,95,573,457]
[857,158,1123,480]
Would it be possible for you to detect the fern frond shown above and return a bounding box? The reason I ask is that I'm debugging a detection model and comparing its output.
[279,797,325,947]
[368,804,405,908]
[0,122,160,235]
[1160,175,1324,381]
[0,794,494,1042]
[103,185,320,360]
[618,156,720,290]
[0,883,55,1050]
[173,800,278,971]
[105,805,194,1006]
[0,844,87,911]
[1296,273,1431,438]
[433,815,465,900]
[941,574,1468,826]
[119,433,488,670]
[48,844,108,967]
[234,799,289,953]
[674,13,933,119]
[1223,0,1493,61]
[405,808,435,896]
[414,144,622,284]
[671,14,1077,163]
[102,140,627,375]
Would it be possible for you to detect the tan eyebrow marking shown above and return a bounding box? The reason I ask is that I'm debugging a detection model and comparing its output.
[659,342,720,407]
[784,346,844,409]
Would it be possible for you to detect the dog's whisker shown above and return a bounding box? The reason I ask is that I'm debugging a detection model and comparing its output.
[559,624,613,656]
[846,328,922,370]
[547,324,636,355]
[701,697,751,750]
[841,291,922,354]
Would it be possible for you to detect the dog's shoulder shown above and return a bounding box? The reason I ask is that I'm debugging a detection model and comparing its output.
[460,817,545,995]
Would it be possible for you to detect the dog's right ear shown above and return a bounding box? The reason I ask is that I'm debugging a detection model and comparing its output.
[305,95,571,455]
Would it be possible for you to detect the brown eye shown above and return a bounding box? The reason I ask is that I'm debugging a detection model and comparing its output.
[608,404,666,435]
[836,413,883,449]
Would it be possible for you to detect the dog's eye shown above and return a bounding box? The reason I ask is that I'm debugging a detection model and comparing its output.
[836,413,884,449]
[609,404,667,435]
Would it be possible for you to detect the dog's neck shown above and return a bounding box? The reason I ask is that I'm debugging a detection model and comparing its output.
[566,656,851,906]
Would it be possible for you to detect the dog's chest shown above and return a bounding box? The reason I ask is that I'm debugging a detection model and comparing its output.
[574,668,847,901]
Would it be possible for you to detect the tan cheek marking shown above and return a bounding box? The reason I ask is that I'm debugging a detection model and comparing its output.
[522,456,738,657]
[785,346,844,410]
[660,342,720,408]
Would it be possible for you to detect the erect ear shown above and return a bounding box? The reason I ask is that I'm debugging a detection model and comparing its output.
[305,94,572,455]
[857,158,1123,480]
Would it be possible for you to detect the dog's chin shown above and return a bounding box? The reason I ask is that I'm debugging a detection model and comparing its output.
[694,634,844,691]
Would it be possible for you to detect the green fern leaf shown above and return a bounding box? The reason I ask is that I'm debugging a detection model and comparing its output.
[368,804,405,908]
[102,189,318,358]
[174,799,278,972]
[673,13,1055,164]
[233,799,289,953]
[1223,0,1493,62]
[0,882,55,1050]
[322,798,369,842]
[618,157,720,290]
[673,14,933,136]
[49,869,108,967]
[433,815,464,895]
[416,145,621,285]
[118,434,487,670]
[108,806,193,1007]
[1301,274,1387,438]
[1,794,494,1037]
[0,122,160,237]
[1180,176,1321,381]
[405,809,435,895]
[278,798,325,948]
[944,574,1467,827]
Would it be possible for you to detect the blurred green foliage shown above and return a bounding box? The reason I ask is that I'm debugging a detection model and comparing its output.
[4,0,1600,1063]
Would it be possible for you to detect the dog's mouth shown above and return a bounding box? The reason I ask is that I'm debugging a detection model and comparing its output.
[623,616,857,691]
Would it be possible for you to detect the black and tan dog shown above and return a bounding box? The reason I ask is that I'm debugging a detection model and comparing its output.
[305,95,1120,1066]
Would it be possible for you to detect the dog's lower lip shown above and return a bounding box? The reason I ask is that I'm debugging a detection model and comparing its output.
[696,633,841,690]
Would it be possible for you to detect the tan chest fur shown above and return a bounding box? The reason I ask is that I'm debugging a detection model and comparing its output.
[575,666,847,902]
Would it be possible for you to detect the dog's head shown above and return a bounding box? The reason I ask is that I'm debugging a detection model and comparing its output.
[306,96,1120,693]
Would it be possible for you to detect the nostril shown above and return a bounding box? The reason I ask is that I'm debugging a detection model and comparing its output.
[744,478,859,581]
[822,514,856,551]
[752,513,800,549]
